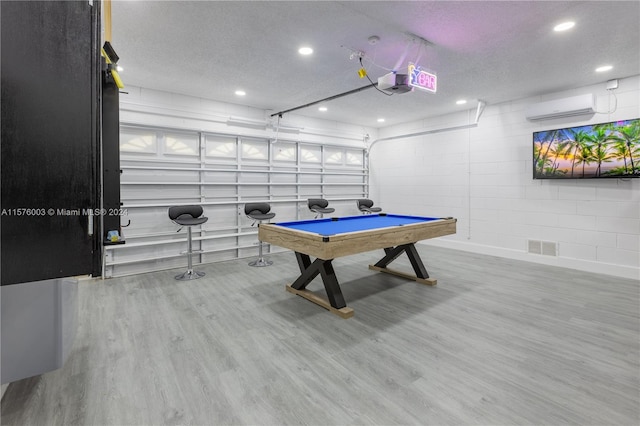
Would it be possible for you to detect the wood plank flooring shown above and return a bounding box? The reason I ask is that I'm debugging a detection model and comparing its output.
[1,246,639,425]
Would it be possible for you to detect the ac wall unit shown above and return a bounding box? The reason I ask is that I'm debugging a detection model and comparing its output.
[525,94,595,121]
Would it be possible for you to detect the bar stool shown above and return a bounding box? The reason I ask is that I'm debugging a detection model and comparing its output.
[356,199,382,214]
[245,202,276,267]
[308,198,335,218]
[168,205,208,280]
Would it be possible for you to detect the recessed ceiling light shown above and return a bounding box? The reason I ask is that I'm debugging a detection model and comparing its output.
[554,21,575,32]
[298,47,313,55]
[456,99,467,105]
[235,90,246,96]
[595,65,613,73]
[377,118,385,123]
[318,106,327,112]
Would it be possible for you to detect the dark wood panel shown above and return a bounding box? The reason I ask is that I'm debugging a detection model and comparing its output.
[1,1,100,285]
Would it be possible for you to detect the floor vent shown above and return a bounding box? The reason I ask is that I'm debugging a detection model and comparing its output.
[527,240,557,256]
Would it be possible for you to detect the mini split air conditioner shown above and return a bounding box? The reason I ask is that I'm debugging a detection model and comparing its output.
[525,94,596,121]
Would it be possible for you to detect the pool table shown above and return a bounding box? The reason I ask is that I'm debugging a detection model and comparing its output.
[259,213,457,318]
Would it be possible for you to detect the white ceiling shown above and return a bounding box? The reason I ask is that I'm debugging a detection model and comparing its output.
[111,1,640,128]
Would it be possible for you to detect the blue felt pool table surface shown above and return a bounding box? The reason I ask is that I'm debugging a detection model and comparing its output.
[272,214,441,236]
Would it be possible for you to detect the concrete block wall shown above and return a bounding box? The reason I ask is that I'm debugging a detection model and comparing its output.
[369,75,640,279]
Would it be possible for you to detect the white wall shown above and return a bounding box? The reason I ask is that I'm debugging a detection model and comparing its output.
[370,75,640,280]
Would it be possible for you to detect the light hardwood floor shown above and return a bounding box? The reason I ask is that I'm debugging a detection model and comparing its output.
[2,246,639,425]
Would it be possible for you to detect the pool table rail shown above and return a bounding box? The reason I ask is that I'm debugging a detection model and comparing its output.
[258,217,457,260]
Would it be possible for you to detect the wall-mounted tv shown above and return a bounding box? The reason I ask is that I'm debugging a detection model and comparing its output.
[533,118,640,179]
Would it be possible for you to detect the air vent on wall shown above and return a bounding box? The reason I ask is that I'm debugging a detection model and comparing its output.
[528,239,542,254]
[525,94,595,121]
[527,240,557,256]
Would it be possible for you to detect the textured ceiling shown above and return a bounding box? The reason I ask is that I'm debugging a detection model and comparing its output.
[111,1,640,128]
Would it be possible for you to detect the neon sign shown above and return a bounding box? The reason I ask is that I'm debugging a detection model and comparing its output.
[408,63,437,93]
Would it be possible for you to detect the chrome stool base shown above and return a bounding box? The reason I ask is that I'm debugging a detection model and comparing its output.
[175,269,205,281]
[249,257,273,267]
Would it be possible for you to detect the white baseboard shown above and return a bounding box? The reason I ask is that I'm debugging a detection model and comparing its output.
[420,239,640,281]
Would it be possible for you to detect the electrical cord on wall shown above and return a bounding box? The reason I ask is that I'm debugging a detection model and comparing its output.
[595,88,618,115]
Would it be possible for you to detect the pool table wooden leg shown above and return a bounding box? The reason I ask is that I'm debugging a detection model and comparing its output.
[292,253,320,290]
[369,243,437,285]
[288,252,352,317]
[294,252,313,279]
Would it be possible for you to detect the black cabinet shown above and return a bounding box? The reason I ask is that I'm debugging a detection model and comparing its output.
[1,1,101,285]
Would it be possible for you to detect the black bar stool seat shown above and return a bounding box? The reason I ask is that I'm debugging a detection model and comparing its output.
[357,199,382,214]
[308,198,335,218]
[169,205,208,280]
